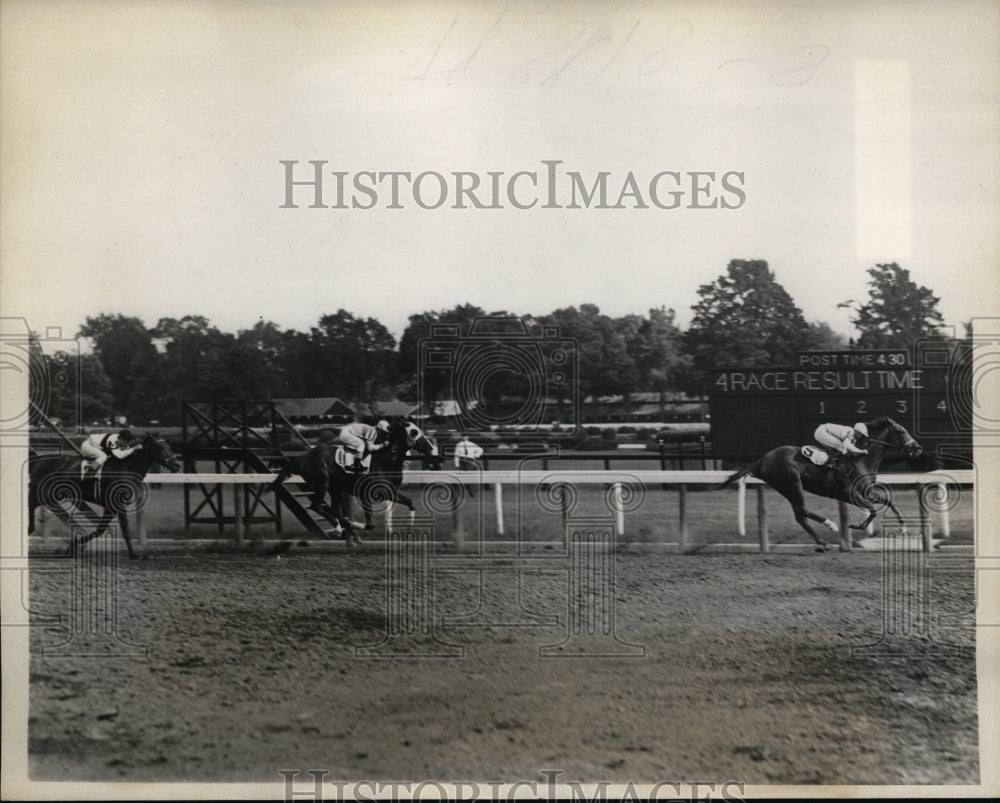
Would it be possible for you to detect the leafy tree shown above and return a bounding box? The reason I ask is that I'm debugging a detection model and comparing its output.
[78,314,161,421]
[618,307,689,410]
[801,321,849,352]
[308,310,398,404]
[544,304,638,400]
[49,353,115,427]
[237,320,295,398]
[839,263,946,350]
[152,315,242,408]
[398,304,492,405]
[683,259,810,391]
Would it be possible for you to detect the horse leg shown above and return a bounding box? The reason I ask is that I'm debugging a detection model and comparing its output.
[360,494,375,532]
[841,476,897,533]
[70,509,116,557]
[392,488,417,525]
[325,499,354,541]
[346,494,368,545]
[309,478,329,515]
[850,506,879,532]
[884,499,909,535]
[393,488,416,514]
[774,482,836,552]
[326,488,357,545]
[28,478,39,535]
[854,496,908,538]
[117,509,138,559]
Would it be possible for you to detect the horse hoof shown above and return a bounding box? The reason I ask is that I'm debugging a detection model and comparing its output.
[815,543,828,553]
[363,524,375,531]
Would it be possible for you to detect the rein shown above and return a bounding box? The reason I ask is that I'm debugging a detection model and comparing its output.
[865,437,894,447]
[865,433,917,452]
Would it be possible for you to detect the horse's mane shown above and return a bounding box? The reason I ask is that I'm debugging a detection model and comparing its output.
[867,416,903,435]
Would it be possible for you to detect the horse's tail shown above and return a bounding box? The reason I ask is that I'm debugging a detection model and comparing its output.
[717,459,761,490]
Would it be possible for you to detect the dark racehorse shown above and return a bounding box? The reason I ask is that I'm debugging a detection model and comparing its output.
[269,418,433,545]
[28,431,181,558]
[719,417,923,551]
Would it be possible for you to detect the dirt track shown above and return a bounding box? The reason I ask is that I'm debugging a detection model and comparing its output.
[26,542,978,787]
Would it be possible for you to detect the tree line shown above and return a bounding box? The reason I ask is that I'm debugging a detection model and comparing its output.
[32,261,952,427]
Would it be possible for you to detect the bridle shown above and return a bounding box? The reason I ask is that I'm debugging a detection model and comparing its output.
[147,434,180,470]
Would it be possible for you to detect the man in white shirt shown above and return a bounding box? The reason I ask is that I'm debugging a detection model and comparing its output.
[453,434,484,471]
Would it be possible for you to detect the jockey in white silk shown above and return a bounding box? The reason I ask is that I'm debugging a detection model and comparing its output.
[337,420,389,472]
[80,429,140,474]
[813,422,869,467]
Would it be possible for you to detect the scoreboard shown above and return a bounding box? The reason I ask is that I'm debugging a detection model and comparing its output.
[709,348,971,465]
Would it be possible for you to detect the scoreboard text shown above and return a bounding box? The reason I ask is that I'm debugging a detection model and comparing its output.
[708,349,969,463]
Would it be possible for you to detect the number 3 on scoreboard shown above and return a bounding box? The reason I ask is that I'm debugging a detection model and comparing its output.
[896,400,908,413]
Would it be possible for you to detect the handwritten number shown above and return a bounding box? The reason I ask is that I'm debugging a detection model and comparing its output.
[510,21,588,84]
[637,20,693,75]
[541,25,613,87]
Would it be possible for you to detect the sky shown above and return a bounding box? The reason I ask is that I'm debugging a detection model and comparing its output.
[1,0,998,347]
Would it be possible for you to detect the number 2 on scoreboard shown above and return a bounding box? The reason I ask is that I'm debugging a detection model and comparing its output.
[856,400,867,414]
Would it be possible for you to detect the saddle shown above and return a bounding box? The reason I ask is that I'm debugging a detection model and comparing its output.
[333,446,372,474]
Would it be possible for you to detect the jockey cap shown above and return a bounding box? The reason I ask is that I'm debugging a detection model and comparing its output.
[119,429,134,441]
[853,422,868,436]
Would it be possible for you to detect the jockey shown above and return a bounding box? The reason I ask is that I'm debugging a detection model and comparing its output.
[80,429,140,475]
[337,419,390,473]
[813,422,869,468]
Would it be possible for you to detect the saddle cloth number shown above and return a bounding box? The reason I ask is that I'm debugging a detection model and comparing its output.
[80,460,104,481]
[800,445,830,466]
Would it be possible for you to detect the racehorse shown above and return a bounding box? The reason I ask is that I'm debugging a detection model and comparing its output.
[28,431,181,558]
[269,418,433,545]
[718,417,923,551]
